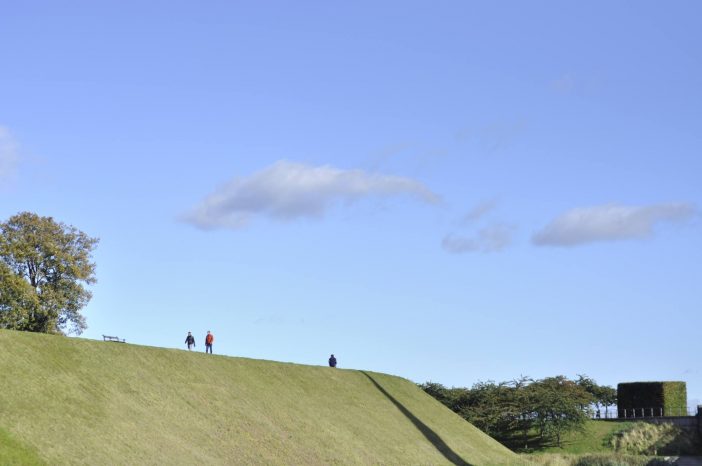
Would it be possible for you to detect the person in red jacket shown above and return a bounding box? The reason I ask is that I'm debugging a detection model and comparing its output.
[205,330,214,354]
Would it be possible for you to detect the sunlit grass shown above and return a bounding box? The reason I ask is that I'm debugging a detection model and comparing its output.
[0,330,515,465]
[0,428,45,466]
[533,420,635,454]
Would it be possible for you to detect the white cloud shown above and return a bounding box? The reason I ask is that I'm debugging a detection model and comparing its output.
[183,160,439,229]
[461,198,499,225]
[0,126,20,180]
[532,203,697,247]
[442,224,514,254]
[443,200,515,254]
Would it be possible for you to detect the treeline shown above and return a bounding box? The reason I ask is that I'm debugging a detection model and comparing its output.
[419,375,617,450]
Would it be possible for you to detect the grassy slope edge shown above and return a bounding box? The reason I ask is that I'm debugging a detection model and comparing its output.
[0,427,45,466]
[0,330,516,465]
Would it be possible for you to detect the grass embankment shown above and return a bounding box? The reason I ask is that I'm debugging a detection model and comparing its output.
[523,420,701,465]
[0,330,516,465]
[533,420,635,454]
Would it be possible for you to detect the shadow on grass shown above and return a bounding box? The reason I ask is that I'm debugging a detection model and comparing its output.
[361,372,472,466]
[499,432,559,452]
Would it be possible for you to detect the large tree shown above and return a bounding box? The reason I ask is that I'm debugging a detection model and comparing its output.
[530,376,593,447]
[0,212,98,335]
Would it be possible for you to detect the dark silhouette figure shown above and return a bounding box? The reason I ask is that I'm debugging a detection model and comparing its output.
[328,354,337,367]
[205,331,214,354]
[361,372,471,466]
[185,332,195,351]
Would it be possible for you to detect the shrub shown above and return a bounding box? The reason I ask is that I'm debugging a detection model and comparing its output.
[526,453,671,466]
[573,454,669,466]
[609,422,695,456]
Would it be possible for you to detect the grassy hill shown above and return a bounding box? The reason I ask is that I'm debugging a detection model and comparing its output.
[0,330,518,465]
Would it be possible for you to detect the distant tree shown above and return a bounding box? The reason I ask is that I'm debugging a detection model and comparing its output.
[531,376,593,447]
[444,386,472,416]
[418,382,452,406]
[597,385,617,418]
[0,212,98,335]
[576,374,617,418]
[462,381,510,437]
[420,380,510,438]
[576,374,600,413]
[576,375,597,396]
[511,375,536,450]
[421,374,603,450]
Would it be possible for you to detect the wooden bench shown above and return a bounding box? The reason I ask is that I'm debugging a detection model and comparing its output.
[102,335,125,343]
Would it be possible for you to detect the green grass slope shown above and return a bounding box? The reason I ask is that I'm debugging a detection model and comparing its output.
[526,421,635,454]
[0,330,517,465]
[0,427,44,466]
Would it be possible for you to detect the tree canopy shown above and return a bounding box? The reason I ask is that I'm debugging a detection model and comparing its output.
[420,374,615,450]
[0,212,98,335]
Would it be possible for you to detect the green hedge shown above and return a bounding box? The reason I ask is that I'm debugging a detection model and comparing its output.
[617,382,687,417]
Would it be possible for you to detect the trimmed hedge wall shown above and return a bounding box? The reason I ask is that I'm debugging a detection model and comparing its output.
[617,381,687,417]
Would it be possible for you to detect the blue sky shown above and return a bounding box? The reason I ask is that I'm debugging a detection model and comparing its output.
[1,1,701,404]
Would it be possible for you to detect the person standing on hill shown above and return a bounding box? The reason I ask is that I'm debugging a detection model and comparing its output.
[328,354,337,368]
[205,331,214,354]
[185,331,195,351]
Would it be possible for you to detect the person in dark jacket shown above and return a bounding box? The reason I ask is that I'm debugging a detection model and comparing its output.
[185,332,195,351]
[328,354,337,368]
